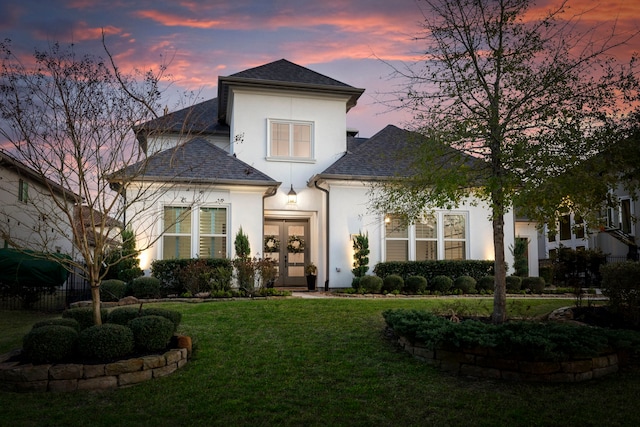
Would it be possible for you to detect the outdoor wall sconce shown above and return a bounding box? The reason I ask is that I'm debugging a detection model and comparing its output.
[287,185,297,204]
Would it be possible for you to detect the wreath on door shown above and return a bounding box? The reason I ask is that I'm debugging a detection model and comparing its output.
[287,235,305,253]
[264,235,280,253]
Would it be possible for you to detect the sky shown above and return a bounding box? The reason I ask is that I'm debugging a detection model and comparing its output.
[2,0,640,138]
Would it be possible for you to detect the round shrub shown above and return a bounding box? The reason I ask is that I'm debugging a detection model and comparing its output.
[100,279,127,302]
[131,276,161,298]
[522,276,546,293]
[431,275,453,293]
[359,275,383,293]
[142,308,182,332]
[506,275,523,292]
[107,307,142,326]
[32,318,80,332]
[22,325,78,364]
[382,274,404,293]
[453,276,477,294]
[128,315,175,352]
[62,307,108,330]
[477,276,495,291]
[78,323,134,361]
[404,276,428,294]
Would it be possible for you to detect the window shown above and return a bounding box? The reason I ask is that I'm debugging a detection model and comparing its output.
[199,207,227,258]
[162,206,228,260]
[385,212,468,261]
[18,179,28,203]
[621,199,632,234]
[163,207,192,259]
[559,214,572,241]
[268,120,313,160]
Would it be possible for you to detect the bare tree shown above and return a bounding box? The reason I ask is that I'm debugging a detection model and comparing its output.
[0,39,199,324]
[371,0,639,323]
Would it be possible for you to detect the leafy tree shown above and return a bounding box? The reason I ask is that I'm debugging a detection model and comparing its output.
[0,38,192,325]
[352,231,370,278]
[372,0,638,322]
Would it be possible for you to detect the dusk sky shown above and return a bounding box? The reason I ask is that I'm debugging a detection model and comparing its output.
[2,0,639,137]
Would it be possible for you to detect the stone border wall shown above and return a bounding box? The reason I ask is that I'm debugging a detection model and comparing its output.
[0,347,188,393]
[393,333,619,382]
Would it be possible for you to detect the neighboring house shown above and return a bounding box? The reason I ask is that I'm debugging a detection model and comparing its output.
[0,150,80,255]
[121,59,516,288]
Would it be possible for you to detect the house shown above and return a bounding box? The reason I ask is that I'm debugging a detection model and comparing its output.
[0,150,80,255]
[121,59,515,288]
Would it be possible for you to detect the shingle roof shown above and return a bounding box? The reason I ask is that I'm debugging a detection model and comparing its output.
[114,137,278,187]
[316,125,484,180]
[217,59,365,122]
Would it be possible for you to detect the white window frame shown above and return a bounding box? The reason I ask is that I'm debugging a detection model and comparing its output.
[266,119,314,162]
[160,204,229,260]
[383,211,469,261]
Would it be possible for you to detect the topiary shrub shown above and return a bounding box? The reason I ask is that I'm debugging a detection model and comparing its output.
[100,279,127,302]
[130,276,161,298]
[453,275,477,294]
[78,323,134,362]
[359,275,383,293]
[128,315,175,352]
[382,274,404,293]
[32,318,81,332]
[142,308,182,332]
[431,275,453,293]
[522,276,546,293]
[62,307,108,330]
[506,276,522,292]
[404,276,428,294]
[107,307,142,326]
[477,276,495,292]
[351,277,362,292]
[22,325,78,364]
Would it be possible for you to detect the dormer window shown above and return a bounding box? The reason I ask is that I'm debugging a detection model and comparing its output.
[267,119,313,161]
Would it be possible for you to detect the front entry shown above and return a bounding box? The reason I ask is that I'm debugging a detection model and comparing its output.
[264,219,309,287]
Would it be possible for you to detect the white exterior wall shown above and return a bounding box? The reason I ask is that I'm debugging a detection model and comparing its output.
[514,221,540,277]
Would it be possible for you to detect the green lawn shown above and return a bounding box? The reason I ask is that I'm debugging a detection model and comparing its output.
[1,297,639,427]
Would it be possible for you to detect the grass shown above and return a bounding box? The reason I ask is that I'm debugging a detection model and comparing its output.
[1,297,639,427]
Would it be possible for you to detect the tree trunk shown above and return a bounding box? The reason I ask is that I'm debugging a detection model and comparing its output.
[492,212,507,323]
[90,271,102,326]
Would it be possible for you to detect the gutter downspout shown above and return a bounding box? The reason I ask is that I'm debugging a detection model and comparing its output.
[314,179,330,291]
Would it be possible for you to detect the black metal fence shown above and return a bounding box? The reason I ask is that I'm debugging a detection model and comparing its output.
[0,269,90,312]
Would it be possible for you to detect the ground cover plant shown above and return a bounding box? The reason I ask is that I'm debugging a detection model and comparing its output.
[2,298,640,426]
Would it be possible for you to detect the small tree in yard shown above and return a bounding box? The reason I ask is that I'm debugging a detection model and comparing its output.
[372,0,639,323]
[0,38,192,325]
[352,231,370,278]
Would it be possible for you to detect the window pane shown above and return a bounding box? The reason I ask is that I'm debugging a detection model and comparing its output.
[199,236,227,258]
[444,214,465,239]
[416,215,437,239]
[385,216,408,238]
[200,208,226,234]
[444,241,465,260]
[622,199,632,234]
[574,216,585,239]
[164,207,191,234]
[163,236,191,259]
[416,240,437,260]
[386,240,408,261]
[271,123,290,156]
[559,214,571,240]
[292,124,311,157]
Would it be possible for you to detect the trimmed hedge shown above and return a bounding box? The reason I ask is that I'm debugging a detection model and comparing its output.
[382,274,404,293]
[32,318,81,332]
[602,262,640,327]
[100,279,127,302]
[477,276,495,291]
[374,260,494,282]
[404,276,427,294]
[142,307,182,332]
[453,276,476,294]
[107,307,142,326]
[522,276,546,293]
[130,276,161,298]
[78,324,134,361]
[128,315,175,352]
[22,325,78,364]
[506,276,522,292]
[359,275,383,293]
[431,275,453,293]
[62,307,108,330]
[151,258,233,295]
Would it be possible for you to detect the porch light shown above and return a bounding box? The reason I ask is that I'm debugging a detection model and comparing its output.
[287,185,297,204]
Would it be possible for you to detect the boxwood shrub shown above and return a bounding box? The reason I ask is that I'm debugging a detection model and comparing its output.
[476,276,494,291]
[431,275,453,293]
[404,276,427,294]
[128,315,175,352]
[522,276,546,293]
[131,276,161,298]
[382,274,404,293]
[506,275,522,292]
[453,276,477,294]
[62,307,108,330]
[100,279,127,302]
[374,260,494,282]
[32,318,81,332]
[107,307,142,326]
[151,258,233,295]
[78,323,134,361]
[22,325,78,364]
[142,307,182,332]
[359,275,383,293]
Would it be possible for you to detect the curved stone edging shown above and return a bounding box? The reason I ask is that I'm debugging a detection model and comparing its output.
[0,344,190,393]
[391,330,620,382]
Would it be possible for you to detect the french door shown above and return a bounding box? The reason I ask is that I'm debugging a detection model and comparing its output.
[264,219,309,287]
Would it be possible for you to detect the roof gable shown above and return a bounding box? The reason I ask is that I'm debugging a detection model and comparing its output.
[229,59,354,88]
[115,137,278,186]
